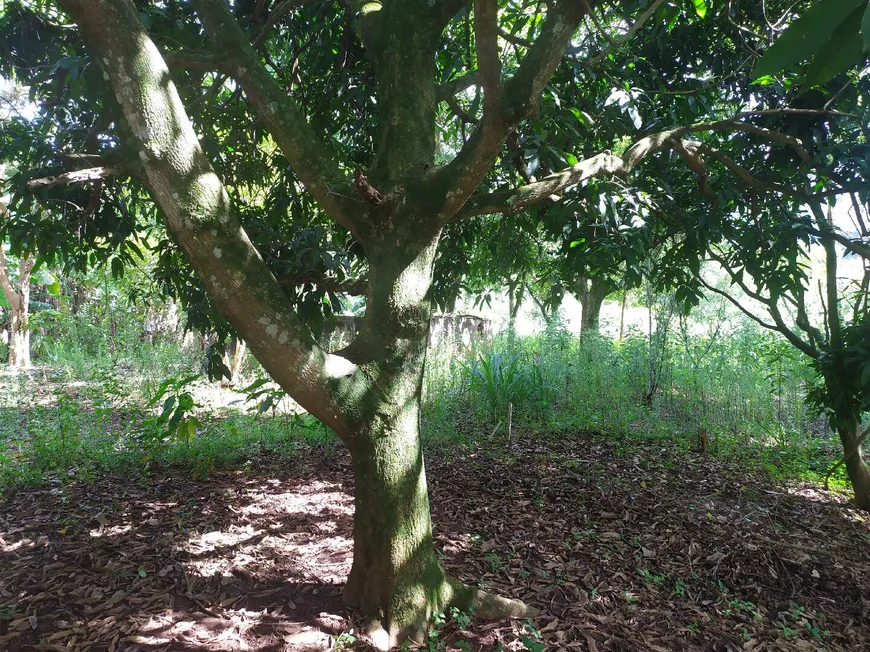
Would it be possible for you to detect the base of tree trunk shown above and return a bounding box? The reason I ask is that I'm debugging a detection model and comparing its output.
[345,575,539,650]
[836,414,870,512]
[847,458,870,512]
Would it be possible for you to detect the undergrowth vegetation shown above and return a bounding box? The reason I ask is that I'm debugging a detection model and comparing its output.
[0,303,852,495]
[422,324,840,486]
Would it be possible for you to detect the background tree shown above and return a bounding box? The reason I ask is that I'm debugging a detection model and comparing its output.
[689,197,870,509]
[0,215,34,369]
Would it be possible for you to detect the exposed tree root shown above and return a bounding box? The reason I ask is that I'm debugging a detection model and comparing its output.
[348,575,539,650]
[445,577,540,620]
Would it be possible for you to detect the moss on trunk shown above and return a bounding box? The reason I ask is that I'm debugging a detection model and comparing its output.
[341,232,538,648]
[835,410,870,512]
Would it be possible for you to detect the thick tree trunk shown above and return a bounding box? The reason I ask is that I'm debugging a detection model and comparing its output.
[834,410,870,511]
[580,292,605,334]
[575,276,613,335]
[342,236,536,647]
[344,417,446,644]
[55,2,570,646]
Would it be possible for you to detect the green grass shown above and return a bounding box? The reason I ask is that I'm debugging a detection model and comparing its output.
[0,321,859,494]
[421,325,852,490]
[0,368,336,492]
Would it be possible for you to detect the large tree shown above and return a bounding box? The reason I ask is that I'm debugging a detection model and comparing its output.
[3,0,869,645]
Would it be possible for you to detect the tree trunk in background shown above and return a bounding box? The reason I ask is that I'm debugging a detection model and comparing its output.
[619,288,627,341]
[221,337,247,386]
[0,250,33,370]
[817,211,870,511]
[507,276,525,333]
[574,276,614,335]
[230,338,246,384]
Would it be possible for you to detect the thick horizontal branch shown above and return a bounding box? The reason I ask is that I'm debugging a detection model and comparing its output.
[806,228,870,260]
[458,152,623,218]
[27,164,126,189]
[458,116,826,219]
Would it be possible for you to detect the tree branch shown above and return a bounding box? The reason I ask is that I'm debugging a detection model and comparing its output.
[805,227,870,261]
[26,164,126,189]
[458,151,624,218]
[695,275,777,331]
[433,0,589,219]
[498,27,532,48]
[277,274,367,295]
[438,69,479,101]
[164,50,234,74]
[445,95,479,124]
[474,0,501,117]
[456,116,823,219]
[58,0,363,439]
[190,0,361,234]
[251,0,320,50]
[584,0,667,63]
[709,248,821,359]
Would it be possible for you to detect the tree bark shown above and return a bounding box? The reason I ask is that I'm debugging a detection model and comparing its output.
[574,276,613,335]
[833,409,870,511]
[55,0,581,645]
[343,236,536,646]
[0,249,33,370]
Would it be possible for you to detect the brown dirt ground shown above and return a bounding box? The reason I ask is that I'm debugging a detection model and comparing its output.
[1,435,869,651]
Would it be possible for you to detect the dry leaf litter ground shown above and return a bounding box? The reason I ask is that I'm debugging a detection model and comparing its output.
[1,436,869,651]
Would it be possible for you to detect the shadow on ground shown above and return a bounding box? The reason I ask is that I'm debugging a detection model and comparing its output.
[1,436,869,651]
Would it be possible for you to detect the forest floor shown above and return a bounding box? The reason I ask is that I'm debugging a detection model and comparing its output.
[1,434,869,652]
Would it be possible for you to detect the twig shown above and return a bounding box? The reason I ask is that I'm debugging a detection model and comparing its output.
[507,402,513,444]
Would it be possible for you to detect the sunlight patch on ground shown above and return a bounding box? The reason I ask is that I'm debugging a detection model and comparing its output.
[182,479,354,585]
[88,524,133,538]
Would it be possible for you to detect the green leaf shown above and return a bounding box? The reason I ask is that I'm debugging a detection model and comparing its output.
[863,2,870,51]
[753,0,865,79]
[160,396,177,420]
[569,108,594,127]
[184,420,197,443]
[803,8,865,87]
[692,0,707,19]
[110,257,124,279]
